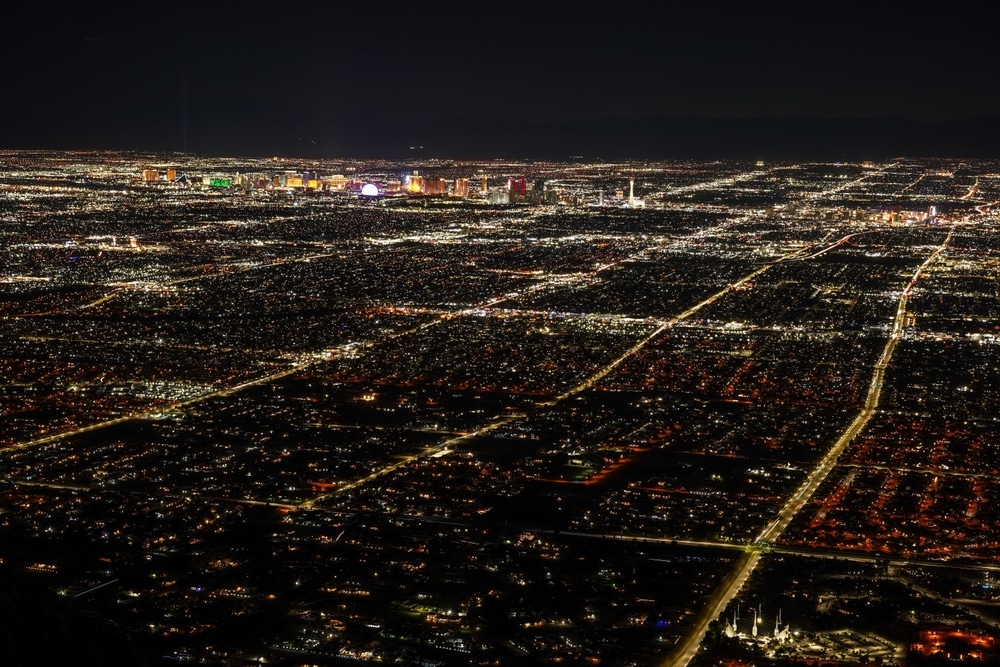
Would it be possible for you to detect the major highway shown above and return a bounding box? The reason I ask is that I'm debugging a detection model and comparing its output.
[661,228,954,667]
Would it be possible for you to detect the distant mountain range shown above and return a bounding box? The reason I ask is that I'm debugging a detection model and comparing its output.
[6,98,1000,160]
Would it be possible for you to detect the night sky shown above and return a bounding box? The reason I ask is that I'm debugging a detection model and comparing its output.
[3,5,997,158]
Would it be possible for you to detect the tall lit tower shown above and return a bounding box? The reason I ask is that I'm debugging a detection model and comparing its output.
[508,178,527,201]
[628,172,635,208]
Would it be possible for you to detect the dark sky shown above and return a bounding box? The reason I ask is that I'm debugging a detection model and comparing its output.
[2,4,996,155]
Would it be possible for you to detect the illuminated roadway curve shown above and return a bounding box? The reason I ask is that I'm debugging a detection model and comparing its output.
[662,228,954,667]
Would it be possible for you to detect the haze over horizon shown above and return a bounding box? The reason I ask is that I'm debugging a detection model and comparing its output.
[4,4,1000,665]
[3,4,997,157]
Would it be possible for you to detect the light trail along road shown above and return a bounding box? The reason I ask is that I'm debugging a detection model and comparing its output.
[662,228,953,667]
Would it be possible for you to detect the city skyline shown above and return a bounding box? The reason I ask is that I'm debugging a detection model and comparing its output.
[1,151,999,665]
[6,6,1000,664]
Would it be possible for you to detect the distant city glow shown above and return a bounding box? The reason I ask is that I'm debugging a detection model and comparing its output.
[0,152,997,667]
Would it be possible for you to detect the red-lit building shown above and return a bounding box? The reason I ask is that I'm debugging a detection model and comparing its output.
[508,178,527,198]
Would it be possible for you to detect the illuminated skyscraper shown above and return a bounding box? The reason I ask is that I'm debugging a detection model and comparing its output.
[425,178,448,195]
[508,178,526,198]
